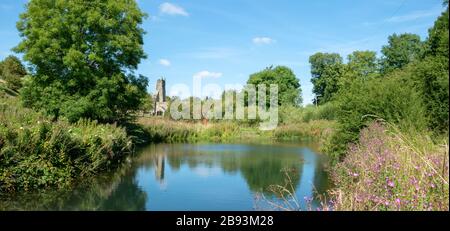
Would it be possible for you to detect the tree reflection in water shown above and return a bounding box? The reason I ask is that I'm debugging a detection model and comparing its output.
[142,144,305,196]
[0,143,329,211]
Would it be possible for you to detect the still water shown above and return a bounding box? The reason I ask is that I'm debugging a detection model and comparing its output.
[1,143,330,211]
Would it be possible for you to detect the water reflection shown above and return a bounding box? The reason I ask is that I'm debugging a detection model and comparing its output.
[0,143,329,211]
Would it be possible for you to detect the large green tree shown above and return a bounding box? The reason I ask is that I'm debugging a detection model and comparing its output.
[14,0,148,123]
[0,55,27,92]
[309,53,344,104]
[247,66,302,107]
[412,5,449,132]
[425,2,449,58]
[347,51,379,78]
[338,51,379,90]
[380,33,424,74]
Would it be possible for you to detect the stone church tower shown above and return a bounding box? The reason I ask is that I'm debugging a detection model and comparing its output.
[154,78,168,116]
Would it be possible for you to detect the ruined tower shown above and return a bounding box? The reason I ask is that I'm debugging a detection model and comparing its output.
[154,78,168,116]
[156,79,166,103]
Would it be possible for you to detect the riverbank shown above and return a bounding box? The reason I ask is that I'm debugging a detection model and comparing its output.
[0,97,133,193]
[136,117,336,148]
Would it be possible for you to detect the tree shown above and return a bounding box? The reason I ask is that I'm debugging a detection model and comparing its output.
[347,51,379,78]
[309,53,344,104]
[0,55,27,92]
[14,0,148,123]
[247,66,302,107]
[380,33,424,74]
[329,71,429,160]
[424,4,449,58]
[411,5,449,132]
[140,93,154,115]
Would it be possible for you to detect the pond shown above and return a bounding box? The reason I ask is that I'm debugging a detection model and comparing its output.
[0,143,331,211]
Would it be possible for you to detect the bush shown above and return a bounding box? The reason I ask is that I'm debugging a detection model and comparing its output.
[274,120,336,146]
[137,117,199,143]
[325,73,428,162]
[0,97,132,192]
[410,56,449,132]
[279,103,337,125]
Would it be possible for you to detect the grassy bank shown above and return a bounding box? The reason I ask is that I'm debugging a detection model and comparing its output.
[137,117,336,147]
[0,97,133,193]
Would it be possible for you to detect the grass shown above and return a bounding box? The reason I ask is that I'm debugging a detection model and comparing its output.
[137,116,336,146]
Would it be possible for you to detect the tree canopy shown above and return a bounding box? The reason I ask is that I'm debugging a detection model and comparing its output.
[309,53,344,105]
[14,0,148,123]
[0,55,27,92]
[347,51,378,78]
[247,66,302,107]
[380,33,424,74]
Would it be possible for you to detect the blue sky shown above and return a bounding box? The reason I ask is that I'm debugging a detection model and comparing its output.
[0,0,446,104]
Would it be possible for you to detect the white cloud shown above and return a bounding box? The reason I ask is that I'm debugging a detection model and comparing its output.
[252,37,275,45]
[193,71,223,79]
[159,2,189,16]
[159,59,171,67]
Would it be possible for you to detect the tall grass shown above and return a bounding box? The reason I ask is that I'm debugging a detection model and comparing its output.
[137,117,335,145]
[0,97,132,192]
[279,103,338,124]
[273,120,335,146]
[330,122,449,211]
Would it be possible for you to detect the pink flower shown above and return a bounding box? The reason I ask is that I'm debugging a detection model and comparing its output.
[386,178,395,188]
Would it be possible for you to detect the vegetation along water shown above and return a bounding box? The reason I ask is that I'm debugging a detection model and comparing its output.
[0,0,448,211]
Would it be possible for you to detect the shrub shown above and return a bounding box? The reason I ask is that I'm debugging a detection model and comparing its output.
[326,73,428,162]
[0,97,132,192]
[274,120,336,146]
[410,56,449,132]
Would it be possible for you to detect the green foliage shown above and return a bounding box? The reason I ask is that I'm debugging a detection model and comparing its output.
[14,0,148,123]
[279,103,338,124]
[140,93,154,114]
[316,7,448,163]
[326,73,429,161]
[139,118,198,143]
[347,51,379,78]
[273,120,336,146]
[0,97,132,192]
[0,56,27,92]
[409,57,449,132]
[309,53,344,104]
[413,7,449,132]
[137,117,334,145]
[425,7,449,58]
[380,33,424,74]
[247,66,302,106]
[302,103,339,123]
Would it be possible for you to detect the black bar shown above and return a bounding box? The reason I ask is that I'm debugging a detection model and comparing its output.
[0,212,448,230]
